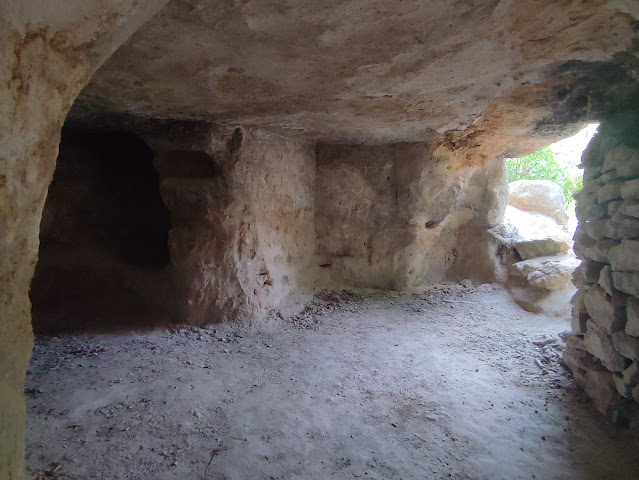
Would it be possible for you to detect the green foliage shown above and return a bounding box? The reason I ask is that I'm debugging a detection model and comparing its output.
[505,146,582,207]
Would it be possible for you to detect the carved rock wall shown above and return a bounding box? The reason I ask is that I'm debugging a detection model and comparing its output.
[37,121,510,328]
[315,143,507,289]
[148,125,316,325]
[0,2,167,477]
[565,114,639,419]
[2,3,637,476]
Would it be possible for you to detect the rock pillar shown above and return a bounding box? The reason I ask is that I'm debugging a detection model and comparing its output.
[147,124,317,324]
[0,2,166,477]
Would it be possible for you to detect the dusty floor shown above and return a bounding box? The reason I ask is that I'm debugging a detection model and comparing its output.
[25,284,639,480]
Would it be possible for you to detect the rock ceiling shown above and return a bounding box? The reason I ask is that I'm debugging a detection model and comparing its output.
[71,0,639,145]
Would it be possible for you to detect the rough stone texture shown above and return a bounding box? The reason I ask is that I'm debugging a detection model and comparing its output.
[609,240,639,272]
[620,178,639,201]
[609,212,639,239]
[613,271,639,297]
[568,115,639,422]
[570,290,590,335]
[583,285,626,334]
[146,125,317,324]
[618,201,639,218]
[598,265,615,296]
[575,190,602,221]
[581,218,613,241]
[512,254,579,291]
[563,336,598,383]
[571,264,589,291]
[496,185,579,316]
[507,180,568,225]
[502,206,571,260]
[581,258,607,284]
[597,180,624,204]
[585,366,622,415]
[627,296,639,337]
[612,331,639,361]
[1,1,639,476]
[571,312,590,336]
[571,289,588,315]
[68,0,639,151]
[583,320,627,373]
[580,212,639,242]
[315,143,506,288]
[0,2,168,477]
[603,145,639,179]
[513,238,571,261]
[608,200,624,217]
[613,373,631,398]
[575,236,620,264]
[623,362,639,386]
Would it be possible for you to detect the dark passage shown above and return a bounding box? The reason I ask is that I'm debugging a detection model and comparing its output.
[30,128,173,333]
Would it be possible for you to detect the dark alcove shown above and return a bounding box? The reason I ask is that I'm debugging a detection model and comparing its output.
[30,128,173,333]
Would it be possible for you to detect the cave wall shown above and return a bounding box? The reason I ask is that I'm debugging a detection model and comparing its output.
[32,118,513,329]
[0,1,168,477]
[0,2,633,478]
[315,143,507,289]
[147,125,316,325]
[30,129,173,333]
[565,114,639,418]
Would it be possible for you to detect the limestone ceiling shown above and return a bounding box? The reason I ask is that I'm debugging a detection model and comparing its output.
[71,0,639,144]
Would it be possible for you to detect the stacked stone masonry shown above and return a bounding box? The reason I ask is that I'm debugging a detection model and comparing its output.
[566,115,639,420]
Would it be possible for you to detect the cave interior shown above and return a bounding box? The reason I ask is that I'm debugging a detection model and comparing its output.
[2,1,639,478]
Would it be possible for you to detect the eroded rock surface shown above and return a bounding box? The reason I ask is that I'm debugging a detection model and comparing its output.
[2,1,639,478]
[502,206,571,260]
[146,124,317,325]
[70,0,639,149]
[508,179,569,226]
[492,187,577,316]
[315,143,507,289]
[0,2,168,477]
[512,254,580,291]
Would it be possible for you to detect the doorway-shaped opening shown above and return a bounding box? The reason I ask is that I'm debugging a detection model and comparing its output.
[493,124,599,317]
[30,128,172,333]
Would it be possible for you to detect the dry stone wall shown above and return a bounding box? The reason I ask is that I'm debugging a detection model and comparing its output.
[566,115,639,420]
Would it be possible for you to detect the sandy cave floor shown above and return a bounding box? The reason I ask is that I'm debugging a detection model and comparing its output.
[25,284,639,480]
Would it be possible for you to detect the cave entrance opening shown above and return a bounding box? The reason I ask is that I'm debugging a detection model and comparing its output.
[29,127,173,333]
[505,124,599,239]
[497,124,599,317]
